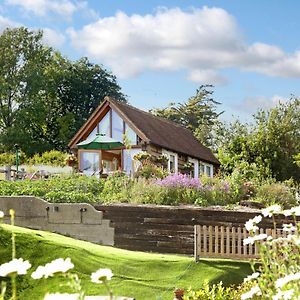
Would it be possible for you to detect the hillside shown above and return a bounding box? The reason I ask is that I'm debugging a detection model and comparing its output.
[0,224,251,299]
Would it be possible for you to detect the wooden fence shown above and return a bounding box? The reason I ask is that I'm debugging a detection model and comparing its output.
[194,225,287,261]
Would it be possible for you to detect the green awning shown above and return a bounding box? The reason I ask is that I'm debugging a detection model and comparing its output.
[77,134,124,150]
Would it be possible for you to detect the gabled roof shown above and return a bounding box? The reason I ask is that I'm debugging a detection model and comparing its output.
[69,97,220,165]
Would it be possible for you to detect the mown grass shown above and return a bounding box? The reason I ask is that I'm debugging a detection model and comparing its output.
[0,224,252,300]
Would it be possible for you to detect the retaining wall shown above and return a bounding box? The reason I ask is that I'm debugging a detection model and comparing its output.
[94,204,293,254]
[0,197,294,255]
[0,197,114,245]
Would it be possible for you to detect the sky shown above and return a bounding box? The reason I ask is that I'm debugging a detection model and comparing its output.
[1,0,300,121]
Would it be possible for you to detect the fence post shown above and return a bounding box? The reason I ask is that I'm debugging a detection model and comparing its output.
[5,165,11,181]
[194,225,199,262]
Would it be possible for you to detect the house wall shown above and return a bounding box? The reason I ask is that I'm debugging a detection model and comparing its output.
[146,144,188,173]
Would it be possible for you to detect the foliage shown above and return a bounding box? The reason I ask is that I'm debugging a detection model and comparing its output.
[0,27,126,155]
[183,281,250,300]
[136,161,167,179]
[29,150,68,167]
[217,98,300,182]
[0,152,26,166]
[240,206,300,299]
[133,152,151,162]
[0,224,251,300]
[255,182,298,208]
[100,172,132,201]
[0,173,298,207]
[151,85,222,147]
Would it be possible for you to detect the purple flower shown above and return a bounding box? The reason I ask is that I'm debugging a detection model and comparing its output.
[155,173,202,189]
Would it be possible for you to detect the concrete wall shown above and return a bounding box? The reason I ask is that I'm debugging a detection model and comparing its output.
[0,196,114,246]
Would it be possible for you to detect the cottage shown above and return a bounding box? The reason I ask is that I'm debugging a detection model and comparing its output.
[68,97,220,177]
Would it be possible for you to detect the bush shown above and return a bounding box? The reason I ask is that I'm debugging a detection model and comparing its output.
[255,182,298,208]
[100,172,132,202]
[136,161,167,179]
[29,150,68,167]
[183,281,250,300]
[0,152,27,166]
[0,175,104,203]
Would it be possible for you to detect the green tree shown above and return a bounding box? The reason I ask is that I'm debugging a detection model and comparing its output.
[151,85,223,147]
[0,27,126,155]
[218,98,300,182]
[0,27,51,131]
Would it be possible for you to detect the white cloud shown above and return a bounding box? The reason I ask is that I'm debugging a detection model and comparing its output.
[5,0,87,19]
[0,16,65,49]
[0,15,21,32]
[235,95,288,112]
[187,69,228,85]
[42,28,65,47]
[68,6,300,83]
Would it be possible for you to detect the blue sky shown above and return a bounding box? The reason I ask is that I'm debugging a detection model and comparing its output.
[1,0,300,121]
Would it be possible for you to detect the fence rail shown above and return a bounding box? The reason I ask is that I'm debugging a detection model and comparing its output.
[194,225,287,261]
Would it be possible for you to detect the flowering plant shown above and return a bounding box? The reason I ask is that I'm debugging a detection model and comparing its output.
[155,154,169,164]
[241,205,300,299]
[65,154,78,167]
[155,173,202,189]
[182,162,194,171]
[133,152,152,162]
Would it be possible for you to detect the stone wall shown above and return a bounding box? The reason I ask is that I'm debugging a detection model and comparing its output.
[0,196,114,246]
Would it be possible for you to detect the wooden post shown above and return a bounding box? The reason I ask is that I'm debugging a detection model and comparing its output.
[5,165,11,181]
[194,225,199,262]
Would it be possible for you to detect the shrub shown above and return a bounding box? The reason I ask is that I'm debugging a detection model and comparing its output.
[183,281,250,300]
[100,172,132,202]
[45,191,96,203]
[136,161,167,179]
[29,151,68,167]
[255,182,298,208]
[0,152,27,166]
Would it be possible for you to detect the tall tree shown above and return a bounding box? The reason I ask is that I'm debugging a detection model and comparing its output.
[0,27,126,155]
[0,27,50,131]
[151,85,223,147]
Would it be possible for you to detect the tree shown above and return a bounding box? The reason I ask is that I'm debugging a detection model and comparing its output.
[151,85,223,147]
[0,27,126,155]
[0,27,51,131]
[217,98,300,182]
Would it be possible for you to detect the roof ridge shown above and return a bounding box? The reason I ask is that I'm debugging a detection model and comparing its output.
[109,97,193,132]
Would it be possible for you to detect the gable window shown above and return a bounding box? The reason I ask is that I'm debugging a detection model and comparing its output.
[111,109,123,141]
[162,149,178,173]
[124,123,137,145]
[98,111,110,137]
[199,161,214,177]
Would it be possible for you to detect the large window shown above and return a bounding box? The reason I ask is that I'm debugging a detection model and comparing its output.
[162,149,178,173]
[123,149,142,175]
[86,126,97,140]
[98,112,110,137]
[124,123,137,145]
[199,161,214,177]
[111,110,124,141]
[79,151,100,175]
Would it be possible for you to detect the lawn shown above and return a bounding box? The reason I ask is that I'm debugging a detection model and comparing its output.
[0,224,252,300]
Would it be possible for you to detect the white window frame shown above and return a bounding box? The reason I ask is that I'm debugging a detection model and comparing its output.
[188,157,199,178]
[162,149,178,174]
[199,161,214,178]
